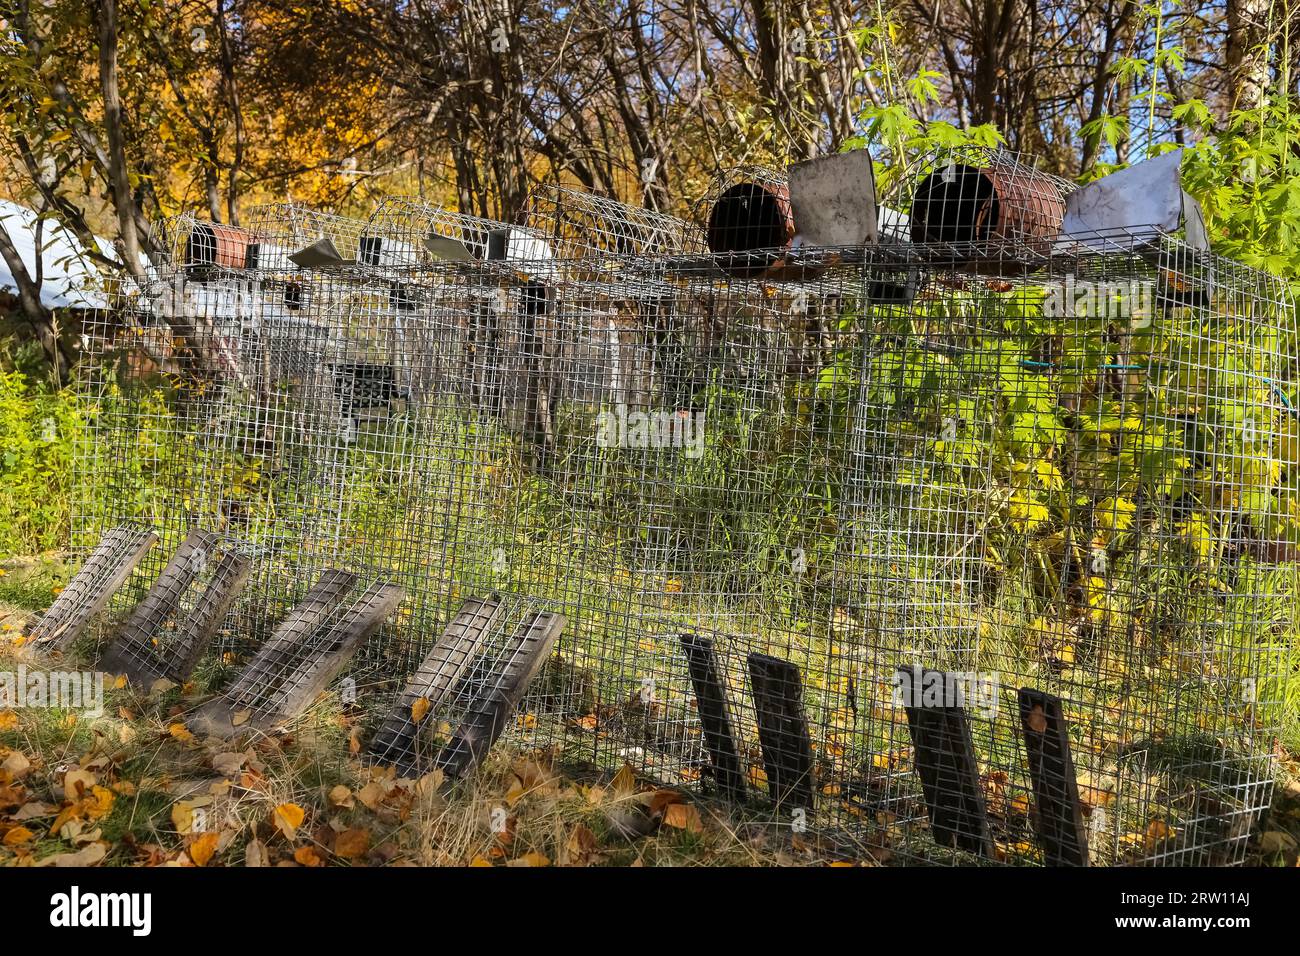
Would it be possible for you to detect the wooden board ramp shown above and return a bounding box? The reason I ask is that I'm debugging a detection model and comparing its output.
[190,578,403,738]
[27,526,157,649]
[896,666,995,859]
[1018,687,1089,866]
[368,595,506,772]
[98,530,252,686]
[747,652,815,814]
[435,610,565,779]
[680,633,746,801]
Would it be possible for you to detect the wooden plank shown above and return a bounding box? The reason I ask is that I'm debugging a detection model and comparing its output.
[896,666,995,858]
[1018,687,1089,866]
[28,527,157,648]
[161,551,252,680]
[223,569,358,704]
[98,530,255,684]
[680,633,746,801]
[747,653,815,813]
[436,611,565,778]
[190,581,402,737]
[368,596,505,769]
[108,529,217,657]
[264,583,405,722]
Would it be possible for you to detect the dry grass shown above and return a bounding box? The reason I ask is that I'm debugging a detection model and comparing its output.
[0,596,852,868]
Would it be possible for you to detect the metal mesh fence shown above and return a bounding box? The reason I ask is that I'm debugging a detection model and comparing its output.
[72,162,1297,865]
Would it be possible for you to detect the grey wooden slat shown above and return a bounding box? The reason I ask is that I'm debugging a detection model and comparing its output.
[224,569,358,704]
[189,580,402,738]
[680,633,746,802]
[28,527,157,647]
[436,611,565,778]
[109,529,218,656]
[161,551,253,680]
[748,652,815,814]
[99,537,253,685]
[264,582,405,722]
[368,595,504,767]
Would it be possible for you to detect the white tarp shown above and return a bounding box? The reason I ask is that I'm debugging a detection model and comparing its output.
[0,199,114,309]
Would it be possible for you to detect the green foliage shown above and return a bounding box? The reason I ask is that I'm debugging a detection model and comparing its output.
[0,369,82,557]
[1182,98,1300,280]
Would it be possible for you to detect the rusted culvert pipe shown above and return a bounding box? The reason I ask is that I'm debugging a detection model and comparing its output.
[184,222,252,271]
[909,162,1065,262]
[706,180,796,279]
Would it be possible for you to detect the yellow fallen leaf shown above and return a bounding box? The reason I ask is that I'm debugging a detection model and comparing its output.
[0,711,16,731]
[507,851,550,867]
[328,785,355,808]
[273,803,306,840]
[469,855,494,866]
[611,763,638,798]
[171,801,196,834]
[411,697,431,723]
[662,803,703,833]
[3,826,34,845]
[168,722,194,742]
[294,845,324,867]
[189,831,220,867]
[231,709,251,727]
[84,786,114,819]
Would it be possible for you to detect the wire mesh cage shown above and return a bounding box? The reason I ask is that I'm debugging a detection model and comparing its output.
[524,184,706,260]
[73,184,1297,865]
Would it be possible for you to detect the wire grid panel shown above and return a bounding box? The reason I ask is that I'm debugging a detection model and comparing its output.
[524,184,707,260]
[74,221,1296,864]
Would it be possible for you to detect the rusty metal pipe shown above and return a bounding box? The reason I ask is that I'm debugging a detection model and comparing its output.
[910,162,1065,265]
[706,181,796,280]
[184,222,252,271]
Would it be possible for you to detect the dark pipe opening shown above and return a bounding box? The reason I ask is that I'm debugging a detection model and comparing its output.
[184,223,218,268]
[707,183,788,254]
[707,182,792,278]
[910,164,998,245]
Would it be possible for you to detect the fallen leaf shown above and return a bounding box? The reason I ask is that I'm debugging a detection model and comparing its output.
[328,785,355,808]
[13,801,54,820]
[564,824,597,864]
[245,838,268,867]
[211,752,246,776]
[334,828,371,859]
[294,845,324,867]
[662,803,703,833]
[62,768,96,802]
[356,781,388,811]
[231,709,251,727]
[611,763,638,798]
[411,697,431,723]
[0,711,17,731]
[1,751,31,779]
[168,722,195,742]
[189,832,220,867]
[3,826,34,845]
[273,803,306,841]
[507,850,550,867]
[39,842,107,867]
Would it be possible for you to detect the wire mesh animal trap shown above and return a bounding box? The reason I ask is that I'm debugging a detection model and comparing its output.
[73,169,1297,865]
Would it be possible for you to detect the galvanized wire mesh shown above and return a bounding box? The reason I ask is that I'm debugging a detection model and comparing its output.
[72,175,1297,865]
